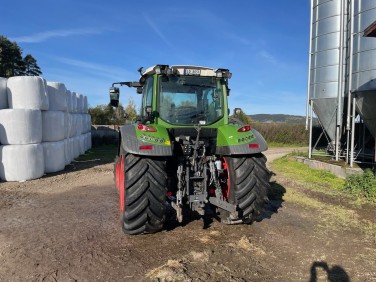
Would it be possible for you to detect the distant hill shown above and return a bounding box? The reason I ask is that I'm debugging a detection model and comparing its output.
[249,114,313,125]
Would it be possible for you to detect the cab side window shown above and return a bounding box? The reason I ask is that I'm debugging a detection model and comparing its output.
[141,76,153,117]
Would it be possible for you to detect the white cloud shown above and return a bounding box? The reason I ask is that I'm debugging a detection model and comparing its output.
[10,28,104,43]
[43,57,140,108]
[225,33,251,45]
[258,50,278,65]
[53,57,133,80]
[143,13,175,49]
[44,67,141,109]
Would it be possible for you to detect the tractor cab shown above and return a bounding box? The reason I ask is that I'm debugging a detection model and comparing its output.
[110,65,232,127]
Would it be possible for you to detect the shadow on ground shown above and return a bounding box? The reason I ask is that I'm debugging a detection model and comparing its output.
[309,261,350,282]
[164,179,287,232]
[256,180,286,221]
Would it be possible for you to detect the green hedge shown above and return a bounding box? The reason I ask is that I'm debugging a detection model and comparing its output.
[252,122,309,146]
[344,169,376,200]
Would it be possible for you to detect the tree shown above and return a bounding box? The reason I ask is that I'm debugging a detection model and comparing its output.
[0,35,42,78]
[89,104,112,125]
[124,97,137,122]
[23,54,42,76]
[231,109,252,125]
[0,36,24,77]
[89,103,129,125]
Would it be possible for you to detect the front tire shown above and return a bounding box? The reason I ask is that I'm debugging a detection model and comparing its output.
[220,154,270,224]
[117,153,167,235]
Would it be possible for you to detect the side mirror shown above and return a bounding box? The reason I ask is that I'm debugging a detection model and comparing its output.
[234,108,242,115]
[136,87,143,94]
[109,87,120,107]
[145,106,152,115]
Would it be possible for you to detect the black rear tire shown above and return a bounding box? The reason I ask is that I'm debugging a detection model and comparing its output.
[220,154,270,224]
[121,153,167,235]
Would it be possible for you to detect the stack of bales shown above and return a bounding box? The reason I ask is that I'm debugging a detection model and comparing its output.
[66,90,92,167]
[0,76,91,182]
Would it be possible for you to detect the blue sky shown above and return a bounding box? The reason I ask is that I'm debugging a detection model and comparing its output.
[0,0,310,115]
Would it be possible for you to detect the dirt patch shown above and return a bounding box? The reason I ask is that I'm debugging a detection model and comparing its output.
[0,148,375,281]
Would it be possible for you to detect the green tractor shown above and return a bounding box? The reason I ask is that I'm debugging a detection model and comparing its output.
[111,65,270,235]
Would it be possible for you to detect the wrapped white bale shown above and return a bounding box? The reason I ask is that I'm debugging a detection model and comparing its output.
[63,139,70,165]
[84,132,92,151]
[79,134,85,155]
[46,81,68,111]
[80,95,85,113]
[64,112,71,139]
[69,114,78,137]
[7,76,49,110]
[0,109,42,145]
[42,141,65,173]
[76,94,83,114]
[42,111,65,142]
[68,138,75,161]
[69,139,74,163]
[74,114,79,136]
[66,90,73,113]
[81,114,86,134]
[83,114,91,133]
[81,114,87,133]
[73,114,79,137]
[73,136,80,158]
[0,144,44,181]
[0,77,8,109]
[68,114,74,137]
[83,96,88,113]
[77,114,84,136]
[72,92,77,113]
[70,114,83,136]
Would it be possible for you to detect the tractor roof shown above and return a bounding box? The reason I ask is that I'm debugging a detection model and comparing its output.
[141,65,232,78]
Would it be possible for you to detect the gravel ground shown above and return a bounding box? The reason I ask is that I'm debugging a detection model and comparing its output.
[0,147,375,281]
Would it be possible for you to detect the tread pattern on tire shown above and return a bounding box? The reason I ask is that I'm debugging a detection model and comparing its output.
[223,153,271,223]
[121,153,167,235]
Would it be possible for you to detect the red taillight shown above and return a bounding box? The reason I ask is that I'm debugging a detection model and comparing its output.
[139,145,153,150]
[249,143,260,149]
[237,125,251,132]
[137,124,157,132]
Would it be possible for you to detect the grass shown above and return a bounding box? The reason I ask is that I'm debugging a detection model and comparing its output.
[285,187,376,238]
[344,169,376,201]
[274,153,375,202]
[272,155,345,191]
[271,156,376,238]
[75,144,117,162]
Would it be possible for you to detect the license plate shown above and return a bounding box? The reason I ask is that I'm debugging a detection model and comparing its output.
[184,69,201,76]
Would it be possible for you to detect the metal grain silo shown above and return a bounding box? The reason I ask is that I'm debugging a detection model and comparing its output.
[308,0,347,143]
[352,0,376,137]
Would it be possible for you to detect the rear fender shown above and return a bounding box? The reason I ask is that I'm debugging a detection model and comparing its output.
[119,124,173,156]
[215,125,268,155]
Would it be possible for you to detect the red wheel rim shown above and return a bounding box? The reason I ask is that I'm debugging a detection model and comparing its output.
[115,155,125,212]
[221,157,230,200]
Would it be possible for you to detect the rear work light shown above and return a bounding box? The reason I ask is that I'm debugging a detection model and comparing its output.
[137,124,157,132]
[237,125,251,132]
